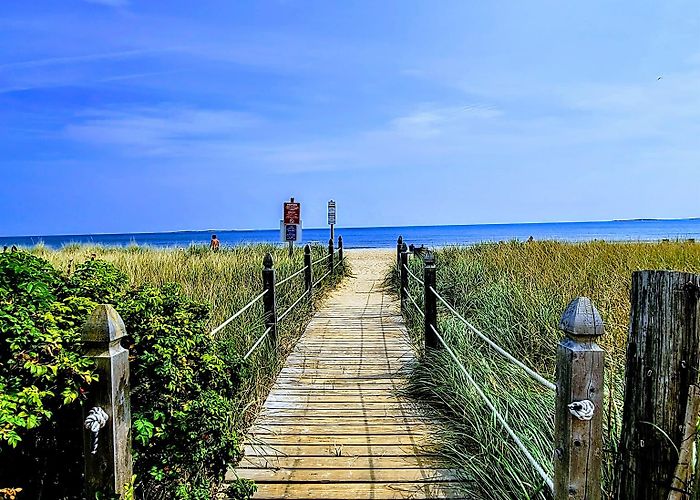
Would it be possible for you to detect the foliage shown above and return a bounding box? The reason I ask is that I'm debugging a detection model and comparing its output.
[2,243,349,498]
[395,240,700,499]
[226,478,257,499]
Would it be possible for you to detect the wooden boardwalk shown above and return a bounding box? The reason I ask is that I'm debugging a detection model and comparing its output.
[227,250,460,499]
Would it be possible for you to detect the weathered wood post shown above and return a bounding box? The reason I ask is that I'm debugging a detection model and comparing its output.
[328,238,334,274]
[262,253,277,345]
[304,244,313,306]
[396,236,403,276]
[615,270,700,500]
[400,243,408,311]
[423,251,438,350]
[554,297,604,500]
[81,304,132,499]
[338,235,343,263]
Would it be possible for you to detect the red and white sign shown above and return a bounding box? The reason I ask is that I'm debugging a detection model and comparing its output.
[284,201,301,225]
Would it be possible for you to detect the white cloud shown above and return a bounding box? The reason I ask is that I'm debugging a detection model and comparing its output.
[65,106,262,155]
[81,0,129,7]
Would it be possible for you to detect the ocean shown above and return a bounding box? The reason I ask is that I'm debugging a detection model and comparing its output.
[2,219,700,249]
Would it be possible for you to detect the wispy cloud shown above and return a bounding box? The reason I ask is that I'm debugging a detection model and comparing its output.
[64,105,262,155]
[0,48,176,71]
[81,0,129,7]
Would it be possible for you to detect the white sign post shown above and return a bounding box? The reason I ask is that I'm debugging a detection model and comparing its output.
[328,200,336,242]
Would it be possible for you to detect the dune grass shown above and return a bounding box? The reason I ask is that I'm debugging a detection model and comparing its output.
[394,240,700,499]
[32,242,348,428]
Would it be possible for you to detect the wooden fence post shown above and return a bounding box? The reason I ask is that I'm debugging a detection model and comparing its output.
[400,243,408,311]
[554,297,604,500]
[423,251,438,350]
[338,235,343,263]
[328,238,334,274]
[615,270,700,500]
[262,253,277,345]
[304,244,313,306]
[396,236,403,276]
[81,304,132,499]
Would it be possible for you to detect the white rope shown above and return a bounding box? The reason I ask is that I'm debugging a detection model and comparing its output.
[430,286,556,392]
[278,290,310,322]
[403,264,424,286]
[210,290,268,336]
[430,324,554,492]
[313,269,332,288]
[403,287,425,318]
[243,326,274,360]
[568,400,595,421]
[277,265,308,287]
[84,407,109,455]
[311,254,330,266]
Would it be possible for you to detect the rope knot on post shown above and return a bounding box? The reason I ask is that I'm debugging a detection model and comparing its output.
[84,406,109,454]
[567,400,595,421]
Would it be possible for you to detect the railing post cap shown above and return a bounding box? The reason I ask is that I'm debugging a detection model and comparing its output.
[401,242,408,252]
[328,238,333,245]
[559,296,604,337]
[82,304,126,343]
[338,235,343,243]
[423,251,435,266]
[304,243,311,254]
[263,252,274,269]
[397,235,403,244]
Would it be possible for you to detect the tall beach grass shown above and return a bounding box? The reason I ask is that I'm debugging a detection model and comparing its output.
[33,242,348,428]
[395,240,700,499]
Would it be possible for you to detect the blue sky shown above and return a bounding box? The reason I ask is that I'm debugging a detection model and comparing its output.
[1,1,700,235]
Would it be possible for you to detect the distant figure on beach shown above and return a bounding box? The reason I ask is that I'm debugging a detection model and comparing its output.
[210,234,220,252]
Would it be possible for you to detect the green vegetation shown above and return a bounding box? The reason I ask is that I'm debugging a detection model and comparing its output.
[1,244,347,499]
[395,240,700,500]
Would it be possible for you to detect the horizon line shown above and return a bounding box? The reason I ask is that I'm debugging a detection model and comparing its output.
[1,216,699,239]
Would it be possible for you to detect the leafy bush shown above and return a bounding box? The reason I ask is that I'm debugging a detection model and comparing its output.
[0,251,246,498]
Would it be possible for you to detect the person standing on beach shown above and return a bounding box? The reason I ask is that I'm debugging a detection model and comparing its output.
[210,234,220,252]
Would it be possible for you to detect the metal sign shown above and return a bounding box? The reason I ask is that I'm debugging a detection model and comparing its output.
[328,200,336,225]
[280,220,302,242]
[285,224,298,242]
[284,201,301,225]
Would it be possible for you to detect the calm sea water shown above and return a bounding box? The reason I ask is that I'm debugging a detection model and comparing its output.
[2,219,700,249]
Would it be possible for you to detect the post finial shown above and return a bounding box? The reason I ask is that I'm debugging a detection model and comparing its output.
[559,297,604,337]
[263,252,274,269]
[397,235,403,244]
[328,238,333,245]
[81,304,126,343]
[423,251,435,266]
[304,243,311,254]
[401,242,408,253]
[338,235,343,243]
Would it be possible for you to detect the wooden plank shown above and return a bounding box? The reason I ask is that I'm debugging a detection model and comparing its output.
[235,467,453,483]
[249,424,428,435]
[248,434,429,445]
[244,443,437,458]
[235,482,466,500]
[238,455,442,470]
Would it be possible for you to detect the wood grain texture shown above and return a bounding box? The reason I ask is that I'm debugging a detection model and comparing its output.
[615,271,700,500]
[227,250,459,499]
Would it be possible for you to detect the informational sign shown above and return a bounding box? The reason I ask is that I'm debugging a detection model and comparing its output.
[327,200,336,225]
[280,220,302,242]
[284,201,301,225]
[285,224,297,242]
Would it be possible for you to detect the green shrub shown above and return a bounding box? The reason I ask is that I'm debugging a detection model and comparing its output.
[0,252,246,499]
